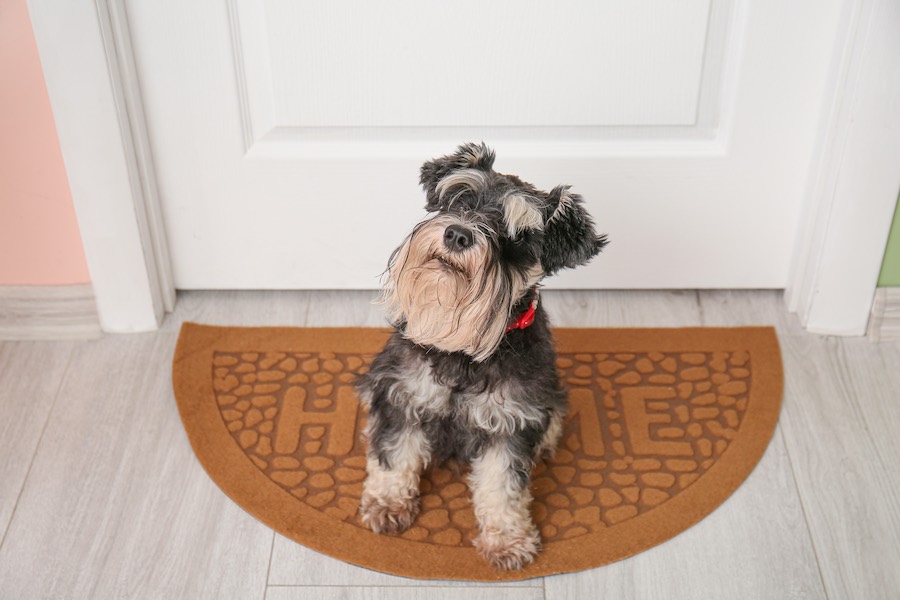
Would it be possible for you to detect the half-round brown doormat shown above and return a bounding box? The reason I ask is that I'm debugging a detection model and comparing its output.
[173,324,782,581]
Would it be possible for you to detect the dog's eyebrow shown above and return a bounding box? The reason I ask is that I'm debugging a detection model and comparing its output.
[436,169,488,205]
[502,192,544,237]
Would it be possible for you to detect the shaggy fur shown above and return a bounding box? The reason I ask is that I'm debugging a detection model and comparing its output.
[358,143,607,570]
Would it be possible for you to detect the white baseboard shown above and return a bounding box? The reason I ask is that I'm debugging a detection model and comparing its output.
[867,288,900,342]
[0,285,102,340]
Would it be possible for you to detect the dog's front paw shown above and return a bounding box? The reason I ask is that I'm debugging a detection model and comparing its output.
[359,492,419,534]
[473,526,540,570]
[538,445,558,461]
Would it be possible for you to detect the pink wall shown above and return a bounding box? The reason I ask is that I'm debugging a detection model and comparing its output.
[0,0,91,285]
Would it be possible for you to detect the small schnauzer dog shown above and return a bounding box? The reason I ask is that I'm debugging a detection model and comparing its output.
[357,143,607,570]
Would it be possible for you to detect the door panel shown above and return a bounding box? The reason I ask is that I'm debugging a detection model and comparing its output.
[263,1,709,127]
[125,0,842,289]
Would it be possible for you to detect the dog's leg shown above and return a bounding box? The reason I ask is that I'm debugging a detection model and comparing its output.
[534,407,565,460]
[469,442,540,570]
[360,420,430,534]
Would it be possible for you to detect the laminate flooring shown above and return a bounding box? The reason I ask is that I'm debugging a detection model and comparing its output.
[1,290,897,599]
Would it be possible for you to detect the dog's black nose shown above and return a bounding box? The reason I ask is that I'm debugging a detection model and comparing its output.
[443,225,473,252]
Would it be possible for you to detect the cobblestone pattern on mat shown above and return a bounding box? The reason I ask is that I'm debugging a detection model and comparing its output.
[212,350,751,546]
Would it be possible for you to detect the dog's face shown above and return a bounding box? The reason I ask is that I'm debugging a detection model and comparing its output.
[382,143,607,361]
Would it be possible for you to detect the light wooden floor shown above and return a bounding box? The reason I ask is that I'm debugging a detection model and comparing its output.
[1,290,898,599]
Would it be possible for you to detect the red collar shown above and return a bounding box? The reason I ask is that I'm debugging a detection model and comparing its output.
[506,289,539,333]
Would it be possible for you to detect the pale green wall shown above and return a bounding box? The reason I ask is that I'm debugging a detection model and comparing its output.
[879,193,900,286]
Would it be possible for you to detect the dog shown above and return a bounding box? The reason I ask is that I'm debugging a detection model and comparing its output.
[356,143,607,570]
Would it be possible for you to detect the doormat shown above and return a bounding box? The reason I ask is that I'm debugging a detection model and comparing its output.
[173,323,782,581]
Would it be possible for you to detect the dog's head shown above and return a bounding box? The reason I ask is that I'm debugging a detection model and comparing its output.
[383,142,607,361]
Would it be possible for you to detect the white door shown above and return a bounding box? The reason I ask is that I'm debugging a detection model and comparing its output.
[124,0,845,290]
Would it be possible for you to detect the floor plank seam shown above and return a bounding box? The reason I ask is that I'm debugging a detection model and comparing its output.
[262,532,276,600]
[839,345,897,478]
[778,425,831,600]
[0,345,76,552]
[301,291,313,327]
[829,345,894,474]
[694,290,706,325]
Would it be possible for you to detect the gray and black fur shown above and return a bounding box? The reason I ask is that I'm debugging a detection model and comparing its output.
[357,143,607,570]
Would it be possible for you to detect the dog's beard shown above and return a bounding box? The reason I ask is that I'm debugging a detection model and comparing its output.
[382,216,528,362]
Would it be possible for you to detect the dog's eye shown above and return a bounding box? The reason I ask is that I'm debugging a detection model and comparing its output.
[504,221,542,242]
[501,231,541,266]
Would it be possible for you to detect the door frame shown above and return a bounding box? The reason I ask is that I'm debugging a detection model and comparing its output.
[27,0,174,332]
[784,0,900,335]
[27,0,900,334]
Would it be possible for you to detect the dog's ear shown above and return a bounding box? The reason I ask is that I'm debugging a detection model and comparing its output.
[420,142,495,210]
[541,185,608,275]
